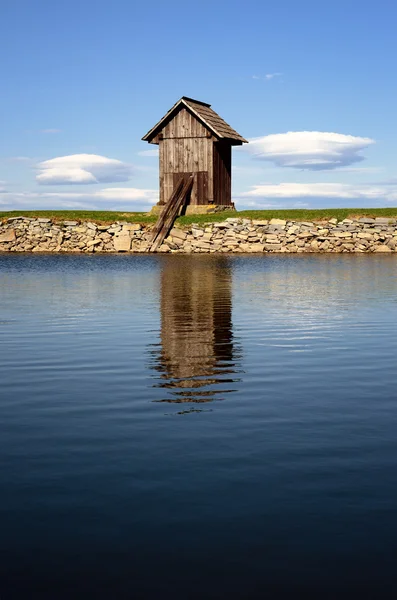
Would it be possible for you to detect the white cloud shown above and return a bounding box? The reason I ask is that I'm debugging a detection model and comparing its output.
[36,154,134,185]
[245,131,375,170]
[0,187,158,210]
[40,129,62,134]
[242,182,397,201]
[138,149,159,157]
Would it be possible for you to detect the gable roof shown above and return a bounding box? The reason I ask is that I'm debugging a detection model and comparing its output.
[142,96,248,144]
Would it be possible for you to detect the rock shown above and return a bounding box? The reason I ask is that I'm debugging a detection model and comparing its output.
[113,235,131,252]
[213,222,231,228]
[264,243,282,251]
[193,241,211,250]
[63,220,78,226]
[269,219,286,226]
[359,218,375,224]
[37,218,51,223]
[374,245,392,252]
[0,229,16,243]
[250,243,265,252]
[252,219,268,226]
[86,238,102,247]
[169,228,187,241]
[122,223,141,231]
[86,222,97,230]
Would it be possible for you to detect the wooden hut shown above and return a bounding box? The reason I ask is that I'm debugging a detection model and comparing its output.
[142,96,248,214]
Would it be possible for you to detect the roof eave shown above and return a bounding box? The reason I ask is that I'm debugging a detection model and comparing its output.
[142,97,248,144]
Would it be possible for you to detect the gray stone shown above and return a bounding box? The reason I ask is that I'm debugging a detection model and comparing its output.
[359,218,375,224]
[63,221,78,226]
[122,223,141,231]
[269,219,286,226]
[212,222,231,229]
[252,219,268,226]
[264,243,282,251]
[250,243,265,252]
[86,222,97,230]
[86,238,102,247]
[113,235,131,252]
[169,228,187,241]
[37,218,52,223]
[0,229,16,243]
[374,244,392,252]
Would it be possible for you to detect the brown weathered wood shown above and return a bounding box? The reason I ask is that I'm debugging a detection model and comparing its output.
[148,174,193,252]
[213,141,232,205]
[143,97,247,211]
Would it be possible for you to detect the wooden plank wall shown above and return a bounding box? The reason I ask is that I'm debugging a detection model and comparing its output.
[213,142,232,206]
[163,108,208,138]
[159,108,214,206]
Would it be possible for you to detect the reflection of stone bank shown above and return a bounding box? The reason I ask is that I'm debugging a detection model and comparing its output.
[154,256,239,405]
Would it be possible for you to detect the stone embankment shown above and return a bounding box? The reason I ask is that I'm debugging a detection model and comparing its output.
[1,216,397,253]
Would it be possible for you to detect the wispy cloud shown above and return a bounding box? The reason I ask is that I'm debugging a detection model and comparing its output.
[7,156,33,163]
[245,131,375,171]
[252,73,282,81]
[36,154,134,185]
[241,182,397,201]
[0,187,158,210]
[39,129,62,134]
[138,149,159,157]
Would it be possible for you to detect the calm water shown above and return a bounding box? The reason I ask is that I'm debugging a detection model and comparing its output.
[1,253,397,599]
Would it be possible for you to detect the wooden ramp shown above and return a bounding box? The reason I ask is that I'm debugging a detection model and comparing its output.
[148,174,194,252]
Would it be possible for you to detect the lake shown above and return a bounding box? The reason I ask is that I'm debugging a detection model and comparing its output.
[1,253,397,599]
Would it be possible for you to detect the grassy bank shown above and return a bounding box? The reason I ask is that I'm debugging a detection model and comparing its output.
[2,208,397,226]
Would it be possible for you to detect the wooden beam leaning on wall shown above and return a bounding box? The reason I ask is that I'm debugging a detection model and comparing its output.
[148,174,194,252]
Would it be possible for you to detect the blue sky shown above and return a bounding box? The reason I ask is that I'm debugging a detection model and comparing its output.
[1,0,396,211]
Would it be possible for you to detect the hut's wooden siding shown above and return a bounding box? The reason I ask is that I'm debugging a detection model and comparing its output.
[213,142,232,206]
[159,112,214,205]
[162,108,208,139]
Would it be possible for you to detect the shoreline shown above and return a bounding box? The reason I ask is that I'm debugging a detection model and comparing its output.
[1,216,396,254]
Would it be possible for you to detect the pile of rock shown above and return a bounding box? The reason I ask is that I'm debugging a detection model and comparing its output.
[0,218,149,253]
[1,216,396,253]
[161,217,397,253]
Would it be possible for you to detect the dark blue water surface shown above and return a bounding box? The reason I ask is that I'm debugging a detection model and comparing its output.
[1,253,397,599]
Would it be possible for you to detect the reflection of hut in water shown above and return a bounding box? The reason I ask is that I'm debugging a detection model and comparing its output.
[153,257,239,405]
